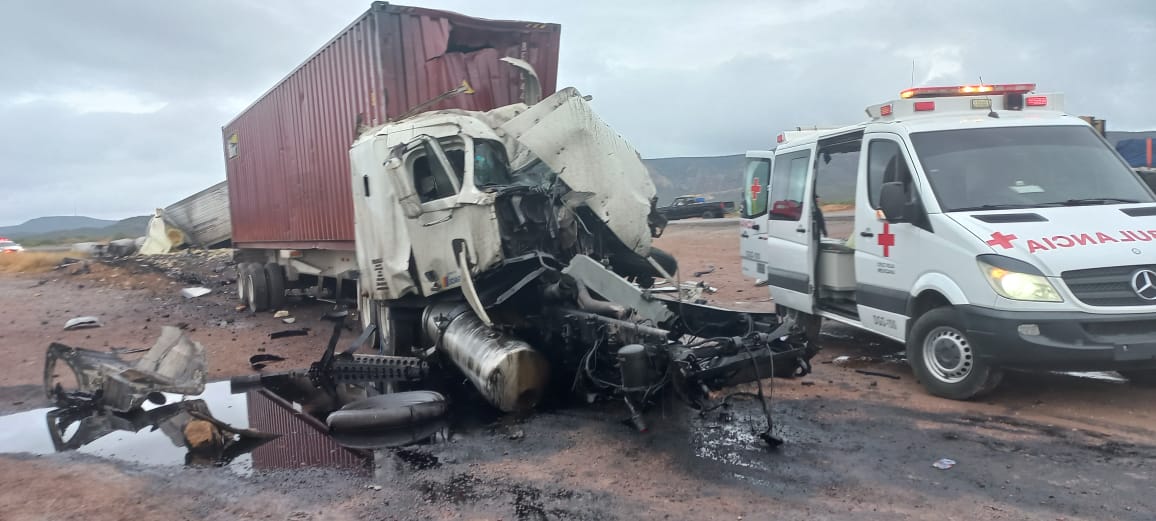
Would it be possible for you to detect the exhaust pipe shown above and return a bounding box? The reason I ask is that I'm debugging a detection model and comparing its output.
[423,303,549,413]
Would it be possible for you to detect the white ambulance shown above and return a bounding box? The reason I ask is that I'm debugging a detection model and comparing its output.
[739,84,1156,399]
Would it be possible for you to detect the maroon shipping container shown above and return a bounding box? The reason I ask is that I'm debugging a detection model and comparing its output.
[223,2,561,250]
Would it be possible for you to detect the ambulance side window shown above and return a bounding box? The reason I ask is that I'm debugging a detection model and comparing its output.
[768,150,811,221]
[867,140,914,209]
[741,158,771,218]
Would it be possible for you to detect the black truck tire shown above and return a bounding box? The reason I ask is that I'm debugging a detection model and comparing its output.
[243,263,270,312]
[701,210,718,219]
[264,263,287,310]
[907,307,1003,400]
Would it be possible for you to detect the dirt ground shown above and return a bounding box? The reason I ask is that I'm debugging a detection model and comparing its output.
[2,222,1155,521]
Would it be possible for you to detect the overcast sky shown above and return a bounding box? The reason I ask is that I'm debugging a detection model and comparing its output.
[1,0,1153,225]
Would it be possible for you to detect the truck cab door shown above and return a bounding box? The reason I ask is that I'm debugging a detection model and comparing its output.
[399,135,477,296]
[853,135,923,341]
[764,147,816,314]
[740,151,773,280]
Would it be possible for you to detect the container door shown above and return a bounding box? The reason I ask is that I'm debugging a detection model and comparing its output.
[854,135,923,341]
[740,152,774,280]
[764,147,816,313]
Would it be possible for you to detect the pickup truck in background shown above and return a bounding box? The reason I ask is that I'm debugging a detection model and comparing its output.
[657,196,735,220]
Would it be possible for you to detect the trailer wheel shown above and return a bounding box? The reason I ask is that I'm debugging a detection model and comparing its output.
[370,302,417,356]
[264,263,287,309]
[243,264,270,312]
[235,262,252,303]
[907,307,1003,400]
[1120,370,1156,387]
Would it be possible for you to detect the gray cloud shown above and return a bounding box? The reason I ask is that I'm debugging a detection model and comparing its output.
[1,0,1153,225]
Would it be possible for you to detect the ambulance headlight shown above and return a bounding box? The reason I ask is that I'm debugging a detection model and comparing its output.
[977,258,1062,302]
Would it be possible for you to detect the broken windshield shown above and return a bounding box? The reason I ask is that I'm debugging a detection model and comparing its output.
[910,126,1154,212]
[474,140,556,190]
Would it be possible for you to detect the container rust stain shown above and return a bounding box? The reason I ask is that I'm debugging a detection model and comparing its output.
[223,2,561,249]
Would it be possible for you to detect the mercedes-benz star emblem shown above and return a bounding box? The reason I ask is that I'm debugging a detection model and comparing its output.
[1131,269,1156,301]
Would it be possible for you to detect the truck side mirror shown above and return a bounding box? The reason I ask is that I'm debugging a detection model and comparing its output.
[879,182,910,223]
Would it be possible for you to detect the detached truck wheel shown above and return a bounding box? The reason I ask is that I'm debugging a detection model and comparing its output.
[264,263,287,309]
[907,307,1002,400]
[243,264,270,312]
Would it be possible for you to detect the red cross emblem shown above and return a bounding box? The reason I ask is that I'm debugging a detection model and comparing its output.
[750,178,762,199]
[877,222,895,257]
[986,232,1018,249]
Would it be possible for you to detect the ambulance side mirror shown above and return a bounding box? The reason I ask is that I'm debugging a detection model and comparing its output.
[879,182,911,223]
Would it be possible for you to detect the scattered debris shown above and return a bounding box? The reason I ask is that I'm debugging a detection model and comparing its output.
[63,316,102,331]
[282,317,297,324]
[273,310,290,318]
[367,485,383,491]
[832,355,851,365]
[932,458,957,470]
[180,287,212,298]
[754,279,770,287]
[249,354,287,370]
[270,329,310,339]
[235,304,248,312]
[693,265,716,277]
[855,369,901,380]
[45,326,207,412]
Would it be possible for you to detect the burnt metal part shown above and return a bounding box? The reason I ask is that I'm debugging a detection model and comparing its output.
[270,328,311,339]
[45,326,207,412]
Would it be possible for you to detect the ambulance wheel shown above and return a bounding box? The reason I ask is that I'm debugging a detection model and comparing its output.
[263,263,287,309]
[1120,370,1156,387]
[242,264,270,313]
[908,307,1002,400]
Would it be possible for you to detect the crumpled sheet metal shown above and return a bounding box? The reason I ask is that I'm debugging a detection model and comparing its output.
[45,326,207,412]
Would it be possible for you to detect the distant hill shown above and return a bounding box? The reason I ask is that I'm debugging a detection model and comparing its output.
[643,155,746,206]
[0,216,118,237]
[3,215,150,246]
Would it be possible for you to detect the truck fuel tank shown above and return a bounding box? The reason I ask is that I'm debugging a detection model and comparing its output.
[422,303,549,413]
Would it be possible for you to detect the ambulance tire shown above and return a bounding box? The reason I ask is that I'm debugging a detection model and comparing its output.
[1120,370,1156,387]
[907,307,1003,400]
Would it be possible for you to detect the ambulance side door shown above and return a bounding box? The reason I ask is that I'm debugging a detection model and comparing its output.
[853,134,924,341]
[740,151,774,280]
[764,146,816,314]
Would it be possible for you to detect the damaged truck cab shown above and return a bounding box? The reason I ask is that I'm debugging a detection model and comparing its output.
[348,81,815,429]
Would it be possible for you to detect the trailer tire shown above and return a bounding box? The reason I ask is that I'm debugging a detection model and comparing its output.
[243,264,270,312]
[907,307,1002,400]
[264,263,287,309]
[1120,370,1156,387]
[236,262,253,303]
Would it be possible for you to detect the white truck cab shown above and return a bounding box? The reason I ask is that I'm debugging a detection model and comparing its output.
[743,83,1156,399]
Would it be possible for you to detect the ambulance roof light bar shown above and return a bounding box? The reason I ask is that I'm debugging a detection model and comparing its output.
[899,83,1036,99]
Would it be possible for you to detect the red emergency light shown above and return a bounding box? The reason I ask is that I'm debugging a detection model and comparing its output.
[899,83,1036,99]
[879,104,893,116]
[1025,95,1048,107]
[913,101,936,112]
[776,133,785,144]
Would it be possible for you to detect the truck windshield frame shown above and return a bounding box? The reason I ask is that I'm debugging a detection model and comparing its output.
[909,125,1154,212]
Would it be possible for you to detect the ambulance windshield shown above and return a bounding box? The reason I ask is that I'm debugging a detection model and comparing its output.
[910,126,1154,212]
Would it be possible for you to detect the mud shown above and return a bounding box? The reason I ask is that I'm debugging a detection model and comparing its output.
[1,227,1155,520]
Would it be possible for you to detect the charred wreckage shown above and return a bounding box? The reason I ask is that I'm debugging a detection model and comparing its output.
[44,64,818,453]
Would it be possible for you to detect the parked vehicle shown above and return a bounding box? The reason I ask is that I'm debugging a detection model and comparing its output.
[742,83,1156,399]
[657,195,735,220]
[0,238,24,253]
[222,2,561,312]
